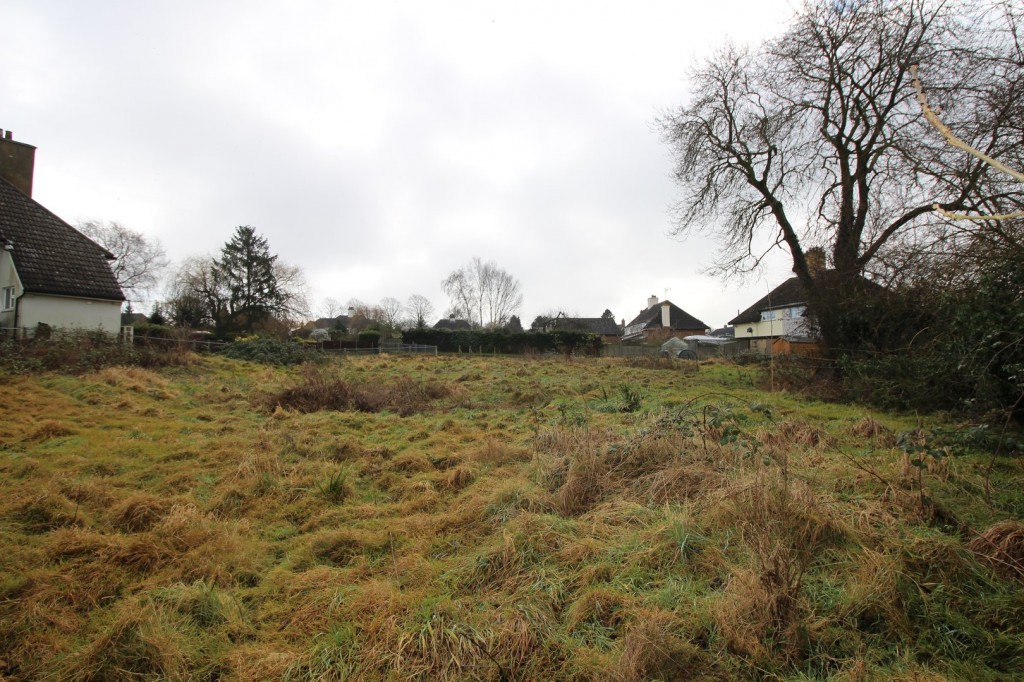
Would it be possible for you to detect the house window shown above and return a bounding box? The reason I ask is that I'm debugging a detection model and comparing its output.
[2,287,14,311]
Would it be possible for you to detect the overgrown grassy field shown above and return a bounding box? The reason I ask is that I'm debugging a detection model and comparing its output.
[1,354,1022,681]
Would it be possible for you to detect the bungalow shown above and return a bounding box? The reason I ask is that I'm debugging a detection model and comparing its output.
[433,317,473,331]
[0,130,125,336]
[549,314,622,344]
[622,295,708,343]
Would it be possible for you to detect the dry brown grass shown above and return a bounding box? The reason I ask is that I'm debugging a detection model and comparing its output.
[444,465,476,491]
[757,419,832,449]
[713,567,778,659]
[616,607,701,681]
[710,469,841,660]
[566,585,631,633]
[97,366,176,400]
[28,419,77,440]
[556,450,606,517]
[110,492,171,533]
[56,601,192,681]
[309,527,389,568]
[968,519,1024,583]
[3,354,1022,680]
[262,363,458,416]
[469,438,532,467]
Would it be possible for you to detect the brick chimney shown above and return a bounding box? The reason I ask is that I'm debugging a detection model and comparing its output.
[0,130,36,197]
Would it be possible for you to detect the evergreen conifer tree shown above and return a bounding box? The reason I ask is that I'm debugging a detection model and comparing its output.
[213,226,284,333]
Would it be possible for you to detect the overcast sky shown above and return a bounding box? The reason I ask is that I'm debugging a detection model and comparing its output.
[4,0,799,328]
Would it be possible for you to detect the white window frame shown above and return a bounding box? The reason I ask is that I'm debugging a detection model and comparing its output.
[2,286,14,311]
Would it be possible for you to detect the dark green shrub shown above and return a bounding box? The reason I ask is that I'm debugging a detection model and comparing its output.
[357,330,380,347]
[218,337,321,366]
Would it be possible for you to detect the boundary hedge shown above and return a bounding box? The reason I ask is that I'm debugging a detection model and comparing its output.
[402,328,602,355]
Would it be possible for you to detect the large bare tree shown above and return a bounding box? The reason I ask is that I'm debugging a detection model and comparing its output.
[442,257,523,328]
[405,294,435,329]
[77,220,169,303]
[661,0,1023,350]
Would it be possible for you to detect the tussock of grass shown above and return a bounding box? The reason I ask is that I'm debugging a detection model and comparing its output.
[617,607,702,681]
[29,419,78,442]
[110,493,171,532]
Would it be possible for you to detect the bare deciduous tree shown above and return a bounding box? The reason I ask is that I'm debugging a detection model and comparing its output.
[377,297,403,331]
[77,220,169,303]
[405,294,434,329]
[273,261,311,325]
[442,257,523,328]
[320,297,343,319]
[660,0,1023,350]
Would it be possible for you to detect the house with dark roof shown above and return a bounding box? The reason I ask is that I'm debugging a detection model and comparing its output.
[312,314,352,331]
[622,295,708,343]
[0,130,125,336]
[728,275,815,353]
[433,317,472,331]
[549,314,622,344]
[725,249,875,355]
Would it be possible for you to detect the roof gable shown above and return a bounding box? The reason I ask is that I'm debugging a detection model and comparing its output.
[625,301,707,331]
[727,273,884,326]
[0,178,124,301]
[433,318,472,330]
[728,277,807,326]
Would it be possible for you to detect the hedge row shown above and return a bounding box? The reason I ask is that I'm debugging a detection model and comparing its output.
[401,328,603,355]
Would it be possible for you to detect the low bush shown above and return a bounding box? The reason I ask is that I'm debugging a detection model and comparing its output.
[218,337,322,366]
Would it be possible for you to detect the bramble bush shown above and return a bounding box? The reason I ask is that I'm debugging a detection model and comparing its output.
[0,329,187,374]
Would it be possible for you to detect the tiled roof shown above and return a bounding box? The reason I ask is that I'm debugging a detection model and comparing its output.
[433,318,472,330]
[314,315,351,329]
[625,301,708,332]
[552,317,621,336]
[728,277,807,326]
[0,178,124,301]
